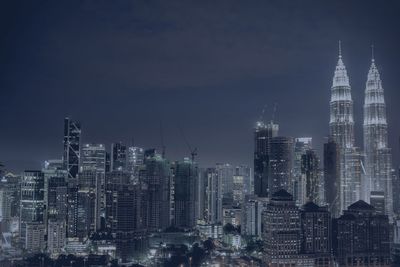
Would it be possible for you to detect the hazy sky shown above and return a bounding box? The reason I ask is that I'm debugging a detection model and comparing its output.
[1,0,399,172]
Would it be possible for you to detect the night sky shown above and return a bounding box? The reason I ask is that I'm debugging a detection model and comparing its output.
[1,0,399,172]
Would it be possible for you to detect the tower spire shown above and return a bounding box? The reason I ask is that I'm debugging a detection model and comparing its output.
[371,44,375,63]
[338,40,342,59]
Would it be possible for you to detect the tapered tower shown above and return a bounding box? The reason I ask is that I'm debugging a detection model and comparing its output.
[363,47,392,217]
[329,41,354,149]
[329,42,361,213]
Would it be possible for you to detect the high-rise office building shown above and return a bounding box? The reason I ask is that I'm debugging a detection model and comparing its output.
[63,117,81,179]
[141,152,171,231]
[254,121,279,198]
[335,200,391,266]
[324,138,340,218]
[300,150,320,205]
[66,184,78,238]
[25,222,46,253]
[47,176,68,221]
[195,168,207,222]
[105,152,111,173]
[300,202,331,262]
[341,147,362,211]
[63,118,81,238]
[262,189,301,265]
[215,163,234,198]
[232,171,244,207]
[268,136,294,195]
[204,168,223,224]
[80,143,106,173]
[241,195,262,239]
[173,158,197,229]
[0,174,20,233]
[363,52,393,217]
[293,138,312,204]
[20,170,45,247]
[111,142,127,171]
[80,144,106,223]
[105,175,148,262]
[127,146,144,179]
[47,220,66,257]
[234,165,252,198]
[47,176,68,256]
[43,162,67,233]
[76,170,101,237]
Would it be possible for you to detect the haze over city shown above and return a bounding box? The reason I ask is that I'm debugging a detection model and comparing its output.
[1,0,400,172]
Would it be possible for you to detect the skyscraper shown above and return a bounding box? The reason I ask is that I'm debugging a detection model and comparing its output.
[363,50,393,217]
[63,117,81,179]
[80,144,106,222]
[127,146,144,180]
[20,170,45,247]
[324,138,340,217]
[204,168,223,224]
[300,149,320,205]
[236,165,252,196]
[254,121,279,198]
[76,170,102,237]
[268,136,294,195]
[329,43,361,213]
[111,142,127,171]
[215,163,234,198]
[141,152,171,231]
[173,158,197,229]
[105,174,148,262]
[241,194,262,239]
[293,137,312,204]
[232,167,245,207]
[47,176,68,221]
[63,118,81,238]
[329,42,354,150]
[0,174,20,233]
[80,143,106,173]
[262,189,301,265]
[46,175,68,256]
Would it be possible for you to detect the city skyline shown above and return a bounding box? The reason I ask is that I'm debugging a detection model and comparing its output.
[1,1,399,266]
[1,1,400,172]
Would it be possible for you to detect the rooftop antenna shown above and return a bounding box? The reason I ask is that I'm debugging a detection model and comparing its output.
[131,137,135,147]
[371,44,375,63]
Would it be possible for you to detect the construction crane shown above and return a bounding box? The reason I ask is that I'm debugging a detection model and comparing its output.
[258,104,268,124]
[271,102,278,123]
[178,125,197,162]
[159,121,166,158]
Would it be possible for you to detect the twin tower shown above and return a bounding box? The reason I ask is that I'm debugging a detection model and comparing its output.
[329,41,392,217]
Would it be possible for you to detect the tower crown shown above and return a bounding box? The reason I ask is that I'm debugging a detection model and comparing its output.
[332,41,350,88]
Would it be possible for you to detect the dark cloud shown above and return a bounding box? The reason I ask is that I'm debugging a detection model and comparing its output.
[0,0,399,172]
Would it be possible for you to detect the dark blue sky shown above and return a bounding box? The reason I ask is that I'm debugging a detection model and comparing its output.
[1,0,399,172]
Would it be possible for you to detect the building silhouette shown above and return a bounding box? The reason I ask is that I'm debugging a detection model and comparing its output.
[363,52,393,217]
[268,136,294,195]
[253,121,278,198]
[334,200,390,266]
